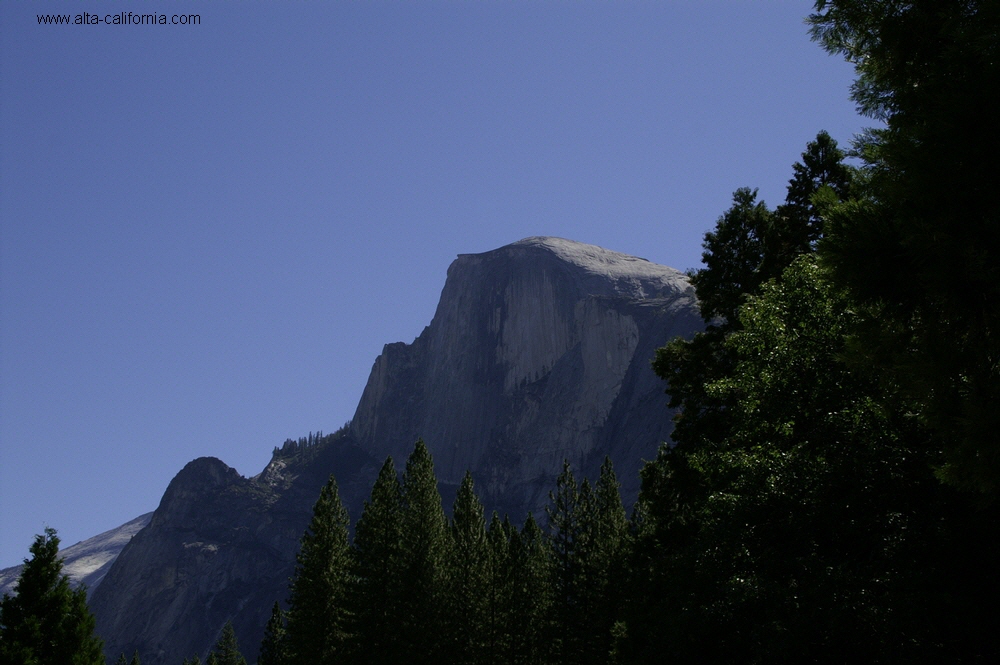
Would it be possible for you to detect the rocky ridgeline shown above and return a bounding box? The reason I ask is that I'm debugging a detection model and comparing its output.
[88,238,702,664]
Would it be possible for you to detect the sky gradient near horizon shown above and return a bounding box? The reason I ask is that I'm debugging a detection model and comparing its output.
[1,1,869,566]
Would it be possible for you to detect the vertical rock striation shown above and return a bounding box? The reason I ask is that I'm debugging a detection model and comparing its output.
[350,236,701,515]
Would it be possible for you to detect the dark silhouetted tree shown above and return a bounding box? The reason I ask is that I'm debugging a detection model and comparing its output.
[398,440,450,664]
[285,475,352,664]
[581,457,628,663]
[445,471,489,664]
[0,528,104,665]
[509,513,553,665]
[257,602,287,665]
[811,0,1000,497]
[546,462,588,665]
[349,456,405,665]
[205,621,246,665]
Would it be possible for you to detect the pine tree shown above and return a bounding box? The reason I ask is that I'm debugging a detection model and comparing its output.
[349,456,405,665]
[445,471,490,665]
[581,458,628,663]
[690,187,776,327]
[129,651,141,665]
[483,512,514,664]
[205,622,246,665]
[0,528,105,665]
[399,439,450,663]
[769,129,852,265]
[573,478,601,664]
[509,513,553,665]
[546,462,588,665]
[285,474,352,664]
[257,602,287,665]
[654,133,853,464]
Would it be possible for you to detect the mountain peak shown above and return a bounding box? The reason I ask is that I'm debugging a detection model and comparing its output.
[455,237,690,302]
[354,237,700,483]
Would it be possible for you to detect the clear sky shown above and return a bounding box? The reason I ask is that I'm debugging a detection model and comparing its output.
[0,1,868,566]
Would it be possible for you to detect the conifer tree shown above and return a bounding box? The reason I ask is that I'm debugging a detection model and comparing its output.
[811,0,1000,497]
[581,458,628,663]
[483,512,514,664]
[773,129,852,255]
[257,602,287,665]
[653,132,853,465]
[399,440,450,664]
[690,187,776,327]
[509,513,553,665]
[446,471,490,665]
[573,478,603,665]
[206,622,246,665]
[0,528,105,665]
[285,474,352,664]
[546,462,587,665]
[349,456,405,665]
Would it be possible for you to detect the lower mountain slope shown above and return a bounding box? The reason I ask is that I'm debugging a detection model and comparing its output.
[90,434,376,665]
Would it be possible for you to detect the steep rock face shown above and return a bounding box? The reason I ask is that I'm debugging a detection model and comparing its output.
[91,458,283,664]
[351,236,701,515]
[89,237,702,664]
[90,444,378,665]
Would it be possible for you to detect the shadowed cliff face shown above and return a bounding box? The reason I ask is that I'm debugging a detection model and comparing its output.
[89,237,702,664]
[350,236,701,517]
[90,458,291,665]
[91,444,379,665]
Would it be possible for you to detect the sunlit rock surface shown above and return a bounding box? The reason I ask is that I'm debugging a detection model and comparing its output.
[351,237,700,513]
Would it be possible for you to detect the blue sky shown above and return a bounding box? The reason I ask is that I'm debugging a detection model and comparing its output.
[0,1,867,566]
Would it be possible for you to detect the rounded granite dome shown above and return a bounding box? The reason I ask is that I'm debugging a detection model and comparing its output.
[464,236,691,301]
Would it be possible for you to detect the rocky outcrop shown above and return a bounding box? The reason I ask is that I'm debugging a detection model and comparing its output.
[88,237,702,664]
[350,237,700,514]
[90,444,378,665]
